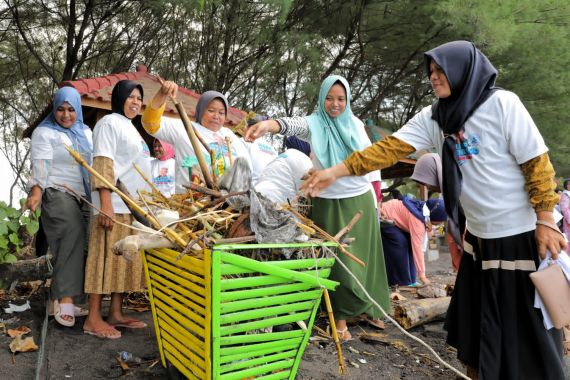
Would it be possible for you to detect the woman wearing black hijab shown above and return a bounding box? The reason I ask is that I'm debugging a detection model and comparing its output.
[300,41,565,379]
[83,80,152,339]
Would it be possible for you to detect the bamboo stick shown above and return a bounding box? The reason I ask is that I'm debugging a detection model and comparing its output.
[323,288,347,375]
[157,76,215,189]
[225,137,233,165]
[284,206,365,267]
[65,145,188,248]
[209,150,218,187]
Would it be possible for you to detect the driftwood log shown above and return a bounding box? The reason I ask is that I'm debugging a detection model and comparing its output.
[0,255,53,283]
[394,296,451,329]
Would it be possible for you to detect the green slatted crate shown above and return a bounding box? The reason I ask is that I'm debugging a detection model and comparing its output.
[142,242,339,380]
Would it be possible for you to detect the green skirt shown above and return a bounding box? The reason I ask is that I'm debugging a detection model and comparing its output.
[311,191,390,320]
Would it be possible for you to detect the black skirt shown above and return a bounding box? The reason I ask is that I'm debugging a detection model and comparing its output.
[445,230,564,380]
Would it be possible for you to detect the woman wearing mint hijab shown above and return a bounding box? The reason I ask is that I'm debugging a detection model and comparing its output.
[25,86,92,328]
[245,75,390,341]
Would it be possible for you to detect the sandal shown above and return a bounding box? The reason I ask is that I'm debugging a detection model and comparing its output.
[335,327,353,342]
[54,300,75,327]
[107,317,147,329]
[359,314,385,330]
[84,326,122,340]
[49,302,88,317]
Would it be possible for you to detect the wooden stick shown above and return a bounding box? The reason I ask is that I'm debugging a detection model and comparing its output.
[209,150,218,187]
[157,76,215,189]
[184,182,223,197]
[285,206,365,266]
[214,235,256,244]
[333,211,362,240]
[225,137,233,164]
[323,289,347,375]
[65,145,188,248]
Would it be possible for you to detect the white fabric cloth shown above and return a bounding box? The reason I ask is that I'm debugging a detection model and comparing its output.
[533,250,570,329]
[152,117,251,194]
[30,126,93,196]
[150,158,175,197]
[91,113,151,214]
[254,149,313,204]
[393,90,547,239]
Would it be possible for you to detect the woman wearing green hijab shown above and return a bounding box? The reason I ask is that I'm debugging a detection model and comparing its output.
[246,75,390,341]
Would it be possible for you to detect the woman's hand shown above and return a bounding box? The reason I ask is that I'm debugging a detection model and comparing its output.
[300,165,349,197]
[535,211,566,260]
[244,120,280,142]
[25,186,42,212]
[535,224,566,260]
[98,188,115,231]
[151,81,178,109]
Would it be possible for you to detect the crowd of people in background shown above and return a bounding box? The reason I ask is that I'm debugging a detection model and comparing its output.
[23,39,569,379]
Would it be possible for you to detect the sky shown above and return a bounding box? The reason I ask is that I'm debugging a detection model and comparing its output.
[0,155,25,206]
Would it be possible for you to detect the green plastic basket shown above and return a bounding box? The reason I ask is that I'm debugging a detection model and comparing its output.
[142,242,339,379]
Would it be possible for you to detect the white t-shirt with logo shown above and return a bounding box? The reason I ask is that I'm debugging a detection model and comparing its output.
[91,113,152,214]
[30,127,93,196]
[393,90,547,239]
[152,117,251,194]
[151,158,175,197]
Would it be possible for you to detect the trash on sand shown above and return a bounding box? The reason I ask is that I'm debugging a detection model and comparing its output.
[358,358,367,364]
[7,326,31,338]
[3,301,31,314]
[9,335,38,353]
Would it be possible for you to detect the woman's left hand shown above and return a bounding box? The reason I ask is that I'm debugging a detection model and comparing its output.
[535,223,566,260]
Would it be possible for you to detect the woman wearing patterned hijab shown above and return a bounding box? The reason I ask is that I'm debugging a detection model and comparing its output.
[245,75,389,342]
[83,80,152,339]
[26,86,92,328]
[299,40,565,379]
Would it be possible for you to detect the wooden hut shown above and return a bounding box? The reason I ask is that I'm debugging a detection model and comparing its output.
[24,64,247,149]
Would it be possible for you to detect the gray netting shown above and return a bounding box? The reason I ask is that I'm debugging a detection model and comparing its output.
[219,156,307,244]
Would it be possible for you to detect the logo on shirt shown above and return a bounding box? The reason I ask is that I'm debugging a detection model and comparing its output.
[454,132,480,166]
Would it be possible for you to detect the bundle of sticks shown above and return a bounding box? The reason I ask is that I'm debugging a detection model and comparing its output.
[65,144,363,266]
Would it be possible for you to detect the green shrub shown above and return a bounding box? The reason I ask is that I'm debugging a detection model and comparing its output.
[0,199,40,264]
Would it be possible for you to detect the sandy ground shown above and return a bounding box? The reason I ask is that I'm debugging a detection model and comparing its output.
[1,249,569,379]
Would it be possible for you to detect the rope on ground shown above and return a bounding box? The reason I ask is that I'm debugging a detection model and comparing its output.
[321,245,470,380]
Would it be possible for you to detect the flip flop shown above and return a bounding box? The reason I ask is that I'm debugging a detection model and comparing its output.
[365,318,385,330]
[83,326,122,340]
[49,303,88,317]
[54,300,75,327]
[108,318,147,329]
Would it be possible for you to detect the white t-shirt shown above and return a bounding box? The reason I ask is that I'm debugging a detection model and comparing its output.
[151,158,175,197]
[244,137,278,184]
[30,127,93,196]
[152,117,251,193]
[393,90,547,239]
[315,117,380,199]
[91,113,152,214]
[254,149,313,204]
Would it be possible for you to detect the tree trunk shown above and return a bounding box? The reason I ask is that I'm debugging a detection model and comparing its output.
[394,297,451,330]
[0,255,53,283]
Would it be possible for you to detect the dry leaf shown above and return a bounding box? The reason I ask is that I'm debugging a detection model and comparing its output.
[7,326,31,338]
[9,336,38,353]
